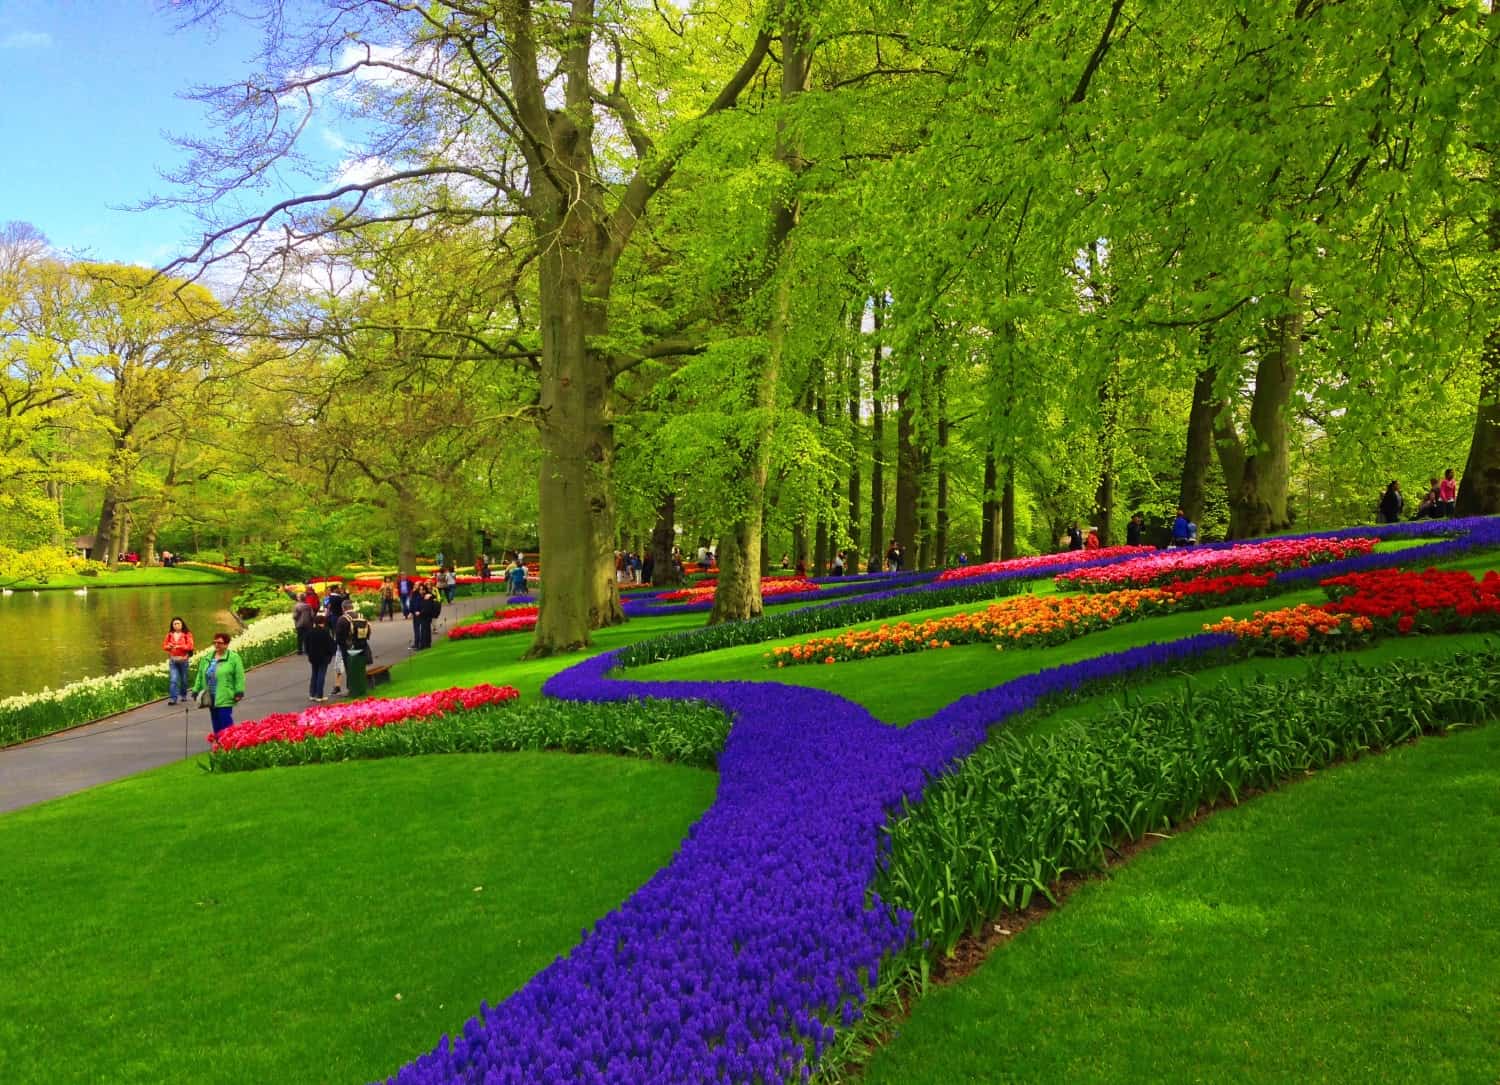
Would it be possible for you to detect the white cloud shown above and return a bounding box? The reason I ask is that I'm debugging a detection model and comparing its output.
[333,154,394,188]
[1,30,52,49]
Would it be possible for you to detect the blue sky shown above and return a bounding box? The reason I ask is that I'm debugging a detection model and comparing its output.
[0,1,340,267]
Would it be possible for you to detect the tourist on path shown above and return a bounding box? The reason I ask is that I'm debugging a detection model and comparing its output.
[1066,523,1084,551]
[161,617,194,706]
[378,577,397,621]
[190,632,245,734]
[1126,512,1145,546]
[1379,480,1404,524]
[507,559,527,597]
[1439,468,1458,516]
[441,566,457,604]
[304,615,338,702]
[1171,508,1191,546]
[324,583,347,626]
[398,574,414,618]
[412,587,442,650]
[292,595,315,654]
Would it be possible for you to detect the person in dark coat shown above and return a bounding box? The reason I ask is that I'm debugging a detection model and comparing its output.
[414,587,442,649]
[304,615,338,701]
[292,597,315,654]
[1126,512,1145,547]
[1378,480,1403,524]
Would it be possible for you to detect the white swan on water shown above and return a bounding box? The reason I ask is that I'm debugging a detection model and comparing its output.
[73,587,88,596]
[0,588,12,596]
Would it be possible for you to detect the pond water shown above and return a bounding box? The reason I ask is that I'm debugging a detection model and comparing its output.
[0,584,241,701]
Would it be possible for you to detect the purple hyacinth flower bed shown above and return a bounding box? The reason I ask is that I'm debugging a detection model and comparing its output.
[385,633,1235,1084]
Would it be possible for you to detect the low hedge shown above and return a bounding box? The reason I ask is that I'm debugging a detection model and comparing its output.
[205,697,731,772]
[875,643,1500,963]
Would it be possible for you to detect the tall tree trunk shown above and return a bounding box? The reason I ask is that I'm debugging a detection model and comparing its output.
[650,492,683,587]
[95,494,118,566]
[847,347,862,566]
[1179,363,1219,525]
[867,296,885,572]
[143,525,158,566]
[1457,207,1500,516]
[396,518,418,575]
[528,241,623,655]
[1093,369,1118,546]
[814,378,828,573]
[1001,462,1017,560]
[1226,293,1301,538]
[980,452,998,562]
[710,17,811,620]
[894,383,920,565]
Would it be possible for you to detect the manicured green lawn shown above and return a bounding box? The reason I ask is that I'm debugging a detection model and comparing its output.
[5,565,244,590]
[0,753,716,1084]
[862,720,1500,1084]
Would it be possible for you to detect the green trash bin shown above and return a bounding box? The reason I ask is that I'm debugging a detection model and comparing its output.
[346,648,369,697]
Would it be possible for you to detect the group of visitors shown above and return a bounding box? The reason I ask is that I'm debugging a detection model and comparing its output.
[615,550,645,584]
[1064,523,1104,550]
[1381,468,1460,524]
[162,617,244,734]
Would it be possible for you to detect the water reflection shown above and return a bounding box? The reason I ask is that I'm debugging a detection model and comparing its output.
[0,585,241,700]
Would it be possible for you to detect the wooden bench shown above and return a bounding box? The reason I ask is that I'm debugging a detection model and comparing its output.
[365,664,393,688]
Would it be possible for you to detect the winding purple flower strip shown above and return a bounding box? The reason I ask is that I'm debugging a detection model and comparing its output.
[386,517,1498,1083]
[386,633,1234,1084]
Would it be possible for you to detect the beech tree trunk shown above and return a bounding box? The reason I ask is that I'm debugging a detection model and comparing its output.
[1093,371,1118,546]
[1001,463,1017,560]
[709,17,811,621]
[894,384,920,566]
[530,242,623,654]
[1180,363,1219,525]
[650,492,683,587]
[933,365,949,566]
[980,452,998,562]
[1227,296,1300,538]
[1457,328,1500,515]
[847,349,861,564]
[867,297,886,572]
[397,519,418,575]
[95,494,118,565]
[1457,208,1500,516]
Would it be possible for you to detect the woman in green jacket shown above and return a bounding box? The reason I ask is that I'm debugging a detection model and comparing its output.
[191,632,246,733]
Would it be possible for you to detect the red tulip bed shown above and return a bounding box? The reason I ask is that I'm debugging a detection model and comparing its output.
[206,684,520,761]
[1056,537,1376,590]
[448,606,541,640]
[1206,568,1500,651]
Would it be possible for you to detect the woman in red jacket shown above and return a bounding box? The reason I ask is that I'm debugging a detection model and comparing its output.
[162,617,195,705]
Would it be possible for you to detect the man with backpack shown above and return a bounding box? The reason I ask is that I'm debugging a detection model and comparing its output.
[335,605,374,695]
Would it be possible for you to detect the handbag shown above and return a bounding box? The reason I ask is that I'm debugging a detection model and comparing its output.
[195,687,214,709]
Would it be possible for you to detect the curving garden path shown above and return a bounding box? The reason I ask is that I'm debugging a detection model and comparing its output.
[0,591,506,814]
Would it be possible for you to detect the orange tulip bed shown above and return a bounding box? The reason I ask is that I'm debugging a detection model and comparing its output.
[766,573,1273,667]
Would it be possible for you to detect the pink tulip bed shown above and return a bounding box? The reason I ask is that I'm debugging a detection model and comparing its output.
[207,684,520,764]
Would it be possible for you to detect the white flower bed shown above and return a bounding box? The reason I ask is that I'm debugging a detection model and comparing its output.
[0,613,297,747]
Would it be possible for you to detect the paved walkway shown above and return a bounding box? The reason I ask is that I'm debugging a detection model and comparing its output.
[0,591,508,815]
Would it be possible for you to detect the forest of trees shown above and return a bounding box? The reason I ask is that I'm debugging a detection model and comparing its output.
[2,1,1496,656]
